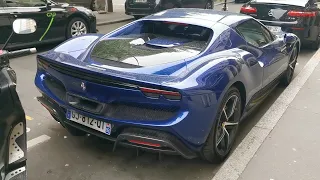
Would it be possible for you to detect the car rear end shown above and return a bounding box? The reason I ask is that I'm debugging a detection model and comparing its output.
[0,51,27,180]
[240,0,319,45]
[34,20,217,158]
[125,0,160,16]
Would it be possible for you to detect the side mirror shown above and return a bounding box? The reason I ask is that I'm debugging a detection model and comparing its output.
[12,19,37,34]
[284,33,296,44]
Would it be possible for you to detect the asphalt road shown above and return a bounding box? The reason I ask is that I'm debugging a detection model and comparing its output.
[9,3,317,180]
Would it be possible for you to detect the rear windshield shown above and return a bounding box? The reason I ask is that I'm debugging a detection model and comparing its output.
[90,20,213,67]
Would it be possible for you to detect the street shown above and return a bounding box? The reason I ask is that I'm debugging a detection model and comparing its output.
[9,3,317,180]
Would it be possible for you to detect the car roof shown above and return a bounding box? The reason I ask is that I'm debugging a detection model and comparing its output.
[143,8,252,28]
[249,0,309,7]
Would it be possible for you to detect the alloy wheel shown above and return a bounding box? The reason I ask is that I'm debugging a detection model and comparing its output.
[215,94,241,156]
[71,21,87,37]
[287,47,298,81]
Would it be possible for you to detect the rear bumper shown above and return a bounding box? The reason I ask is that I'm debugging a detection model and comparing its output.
[37,95,197,159]
[259,19,319,43]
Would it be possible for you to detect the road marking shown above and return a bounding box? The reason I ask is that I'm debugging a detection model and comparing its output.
[27,135,51,151]
[26,116,33,120]
[213,49,320,180]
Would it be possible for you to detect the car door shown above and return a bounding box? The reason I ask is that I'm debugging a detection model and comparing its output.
[0,3,12,49]
[2,0,65,48]
[236,19,288,87]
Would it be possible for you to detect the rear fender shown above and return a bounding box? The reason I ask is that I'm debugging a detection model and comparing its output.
[167,48,263,146]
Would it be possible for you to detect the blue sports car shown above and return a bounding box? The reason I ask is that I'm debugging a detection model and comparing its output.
[35,9,299,162]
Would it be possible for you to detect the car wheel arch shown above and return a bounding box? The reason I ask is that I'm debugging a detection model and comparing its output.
[65,13,91,36]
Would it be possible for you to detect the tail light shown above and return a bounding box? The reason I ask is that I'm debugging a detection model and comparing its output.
[240,6,257,14]
[140,87,182,100]
[288,11,316,17]
[37,58,49,70]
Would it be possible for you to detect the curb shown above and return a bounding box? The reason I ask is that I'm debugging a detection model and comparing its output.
[96,1,235,26]
[212,49,320,180]
[97,17,134,26]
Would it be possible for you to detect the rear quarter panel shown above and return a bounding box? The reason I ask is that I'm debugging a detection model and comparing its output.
[164,26,264,147]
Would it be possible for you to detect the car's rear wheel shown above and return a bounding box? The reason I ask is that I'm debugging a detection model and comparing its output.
[200,87,242,163]
[205,1,213,9]
[67,18,88,38]
[280,45,298,86]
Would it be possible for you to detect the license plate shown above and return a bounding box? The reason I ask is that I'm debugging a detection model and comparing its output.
[66,110,111,135]
[266,26,282,33]
[135,0,147,3]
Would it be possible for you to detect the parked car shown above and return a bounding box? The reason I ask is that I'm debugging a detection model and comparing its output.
[0,0,96,50]
[125,0,214,19]
[53,0,97,10]
[0,18,37,180]
[240,0,320,49]
[35,9,299,162]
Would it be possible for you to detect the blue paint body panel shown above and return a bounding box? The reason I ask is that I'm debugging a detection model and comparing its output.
[35,9,299,152]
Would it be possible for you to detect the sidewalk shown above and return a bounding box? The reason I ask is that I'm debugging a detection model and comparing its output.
[239,59,320,180]
[214,50,320,180]
[95,0,235,26]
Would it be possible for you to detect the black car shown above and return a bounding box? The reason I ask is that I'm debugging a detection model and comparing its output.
[240,0,320,49]
[125,0,214,19]
[0,18,36,180]
[0,0,96,50]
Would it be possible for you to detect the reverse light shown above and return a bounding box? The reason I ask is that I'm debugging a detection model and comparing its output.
[240,6,257,14]
[140,87,182,100]
[129,140,161,147]
[288,11,316,17]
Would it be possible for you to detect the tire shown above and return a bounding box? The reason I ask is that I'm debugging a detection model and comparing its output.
[200,86,242,163]
[66,17,89,39]
[205,1,213,9]
[280,45,298,86]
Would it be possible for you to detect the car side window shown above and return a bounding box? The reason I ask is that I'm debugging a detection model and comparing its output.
[5,0,46,7]
[236,20,273,47]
